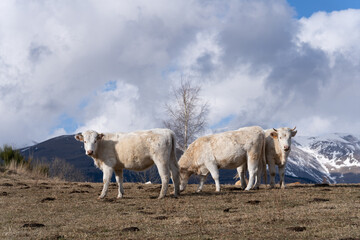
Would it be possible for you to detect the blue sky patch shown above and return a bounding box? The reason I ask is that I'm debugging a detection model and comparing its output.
[53,114,79,134]
[161,65,178,78]
[288,0,360,18]
[211,115,235,129]
[103,80,117,92]
[78,98,89,110]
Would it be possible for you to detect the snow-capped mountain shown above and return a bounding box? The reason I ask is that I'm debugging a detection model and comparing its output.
[288,133,360,183]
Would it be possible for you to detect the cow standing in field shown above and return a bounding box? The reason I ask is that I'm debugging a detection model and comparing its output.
[178,126,265,192]
[237,127,297,189]
[75,129,180,199]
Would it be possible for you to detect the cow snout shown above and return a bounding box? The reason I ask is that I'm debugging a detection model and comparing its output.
[87,150,94,155]
[284,146,290,152]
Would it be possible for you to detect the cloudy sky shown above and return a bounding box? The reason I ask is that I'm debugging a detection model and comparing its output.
[1,0,360,147]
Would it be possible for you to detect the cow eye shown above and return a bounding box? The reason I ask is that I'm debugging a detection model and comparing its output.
[84,141,87,143]
[94,140,97,143]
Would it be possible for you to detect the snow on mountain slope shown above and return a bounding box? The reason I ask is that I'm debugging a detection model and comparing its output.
[290,133,360,183]
[287,145,334,183]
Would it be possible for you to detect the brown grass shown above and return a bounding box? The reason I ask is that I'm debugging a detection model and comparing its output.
[0,171,359,240]
[2,159,48,180]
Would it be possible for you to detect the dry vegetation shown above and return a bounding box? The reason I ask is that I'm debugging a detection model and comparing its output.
[0,145,49,180]
[2,160,49,180]
[0,171,359,240]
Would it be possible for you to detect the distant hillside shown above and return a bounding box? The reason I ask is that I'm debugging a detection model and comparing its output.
[19,133,360,184]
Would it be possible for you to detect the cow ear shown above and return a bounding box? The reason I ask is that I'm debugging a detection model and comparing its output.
[291,130,297,137]
[75,134,84,142]
[270,132,278,139]
[97,133,104,140]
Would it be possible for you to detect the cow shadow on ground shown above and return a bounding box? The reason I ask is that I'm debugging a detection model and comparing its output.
[179,189,257,197]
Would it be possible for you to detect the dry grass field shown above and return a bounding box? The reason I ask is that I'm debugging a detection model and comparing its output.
[1,171,359,240]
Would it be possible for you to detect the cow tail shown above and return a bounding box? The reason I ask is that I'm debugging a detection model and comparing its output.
[169,132,176,164]
[169,131,180,195]
[262,134,267,186]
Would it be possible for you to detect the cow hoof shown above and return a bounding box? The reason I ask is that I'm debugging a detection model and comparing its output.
[196,189,202,193]
[117,195,123,199]
[170,191,179,198]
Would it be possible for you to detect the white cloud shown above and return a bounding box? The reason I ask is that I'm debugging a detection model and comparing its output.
[75,81,153,133]
[298,9,360,63]
[49,128,67,139]
[0,1,360,147]
[297,116,335,136]
[177,31,223,75]
[202,64,269,127]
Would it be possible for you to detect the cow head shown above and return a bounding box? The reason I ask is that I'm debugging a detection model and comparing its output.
[179,168,192,192]
[75,130,104,156]
[270,127,297,152]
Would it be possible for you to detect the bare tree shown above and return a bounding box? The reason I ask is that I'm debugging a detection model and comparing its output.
[164,78,209,151]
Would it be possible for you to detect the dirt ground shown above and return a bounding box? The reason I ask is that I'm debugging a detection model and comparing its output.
[1,172,359,240]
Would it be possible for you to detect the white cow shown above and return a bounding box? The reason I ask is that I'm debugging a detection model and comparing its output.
[178,126,265,192]
[237,127,297,189]
[75,128,180,199]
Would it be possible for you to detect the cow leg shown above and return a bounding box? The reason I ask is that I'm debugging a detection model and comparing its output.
[207,164,220,192]
[279,165,286,189]
[169,158,180,197]
[254,161,263,189]
[268,163,276,188]
[114,169,124,198]
[237,164,247,190]
[245,161,258,191]
[197,174,208,192]
[99,166,113,199]
[156,163,170,199]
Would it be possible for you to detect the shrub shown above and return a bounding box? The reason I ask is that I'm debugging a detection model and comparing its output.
[0,145,25,166]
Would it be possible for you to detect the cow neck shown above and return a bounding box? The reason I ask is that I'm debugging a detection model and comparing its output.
[91,155,103,169]
[92,153,102,161]
[91,152,102,163]
[280,151,287,166]
[279,148,289,166]
[274,139,286,166]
